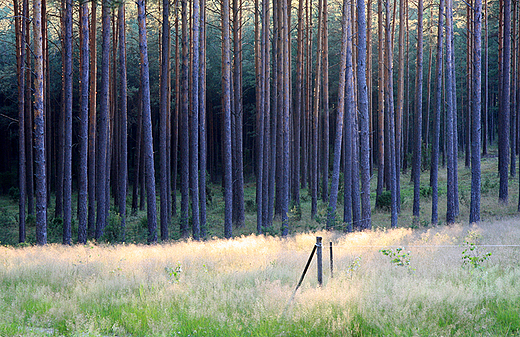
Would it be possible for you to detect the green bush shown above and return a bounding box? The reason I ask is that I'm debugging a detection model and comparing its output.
[375,190,391,211]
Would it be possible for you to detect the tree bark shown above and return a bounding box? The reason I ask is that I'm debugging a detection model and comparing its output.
[78,0,89,243]
[470,0,482,223]
[160,0,171,241]
[96,0,111,239]
[34,0,47,244]
[499,0,511,203]
[412,0,424,223]
[137,0,158,243]
[358,0,372,229]
[431,0,444,225]
[118,3,128,241]
[222,0,233,238]
[88,0,97,239]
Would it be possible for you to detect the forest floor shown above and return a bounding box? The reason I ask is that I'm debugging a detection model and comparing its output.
[2,149,520,245]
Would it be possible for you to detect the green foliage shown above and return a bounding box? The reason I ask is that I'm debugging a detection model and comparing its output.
[165,262,183,283]
[482,176,498,195]
[8,187,19,202]
[100,212,122,243]
[420,185,432,198]
[346,256,361,279]
[375,190,392,211]
[462,231,492,270]
[380,247,414,272]
[244,199,256,213]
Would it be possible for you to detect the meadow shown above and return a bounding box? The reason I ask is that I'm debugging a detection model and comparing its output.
[1,154,520,335]
[1,220,520,336]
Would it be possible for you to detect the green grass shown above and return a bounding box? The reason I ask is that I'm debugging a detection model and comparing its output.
[0,223,520,335]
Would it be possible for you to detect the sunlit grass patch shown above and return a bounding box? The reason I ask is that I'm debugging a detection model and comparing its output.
[1,220,520,335]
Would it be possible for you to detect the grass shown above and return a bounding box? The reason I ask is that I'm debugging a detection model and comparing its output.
[0,221,520,335]
[1,149,520,335]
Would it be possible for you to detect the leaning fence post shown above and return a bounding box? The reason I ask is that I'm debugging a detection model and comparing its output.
[330,241,333,278]
[317,237,323,286]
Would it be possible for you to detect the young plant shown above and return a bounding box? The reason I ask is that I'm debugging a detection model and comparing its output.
[461,230,492,270]
[380,247,415,272]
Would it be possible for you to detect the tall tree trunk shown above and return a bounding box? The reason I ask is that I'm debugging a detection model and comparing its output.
[446,0,457,223]
[15,0,27,243]
[137,0,158,243]
[311,0,323,219]
[358,0,372,229]
[281,0,290,236]
[255,0,264,233]
[412,0,424,223]
[180,0,190,238]
[62,0,73,245]
[321,0,329,203]
[482,0,488,155]
[292,0,303,209]
[96,0,110,239]
[118,3,127,241]
[88,0,97,239]
[499,0,511,203]
[34,0,47,245]
[78,0,89,243]
[222,0,233,238]
[431,0,444,225]
[199,0,207,237]
[385,0,397,228]
[160,0,171,241]
[261,0,271,230]
[376,0,385,202]
[327,0,348,230]
[344,0,354,232]
[191,0,201,239]
[232,0,244,229]
[470,0,482,223]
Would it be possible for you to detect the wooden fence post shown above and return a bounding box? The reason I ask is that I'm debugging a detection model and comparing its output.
[317,236,323,286]
[330,241,333,278]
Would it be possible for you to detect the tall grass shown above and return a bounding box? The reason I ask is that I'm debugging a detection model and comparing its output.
[1,220,520,336]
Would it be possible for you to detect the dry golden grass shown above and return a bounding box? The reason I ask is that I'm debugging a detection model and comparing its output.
[1,219,520,336]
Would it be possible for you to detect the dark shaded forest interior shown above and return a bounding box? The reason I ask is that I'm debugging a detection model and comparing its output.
[0,0,515,244]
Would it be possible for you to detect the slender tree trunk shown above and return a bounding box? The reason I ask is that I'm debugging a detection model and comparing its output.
[499,0,511,203]
[180,0,190,238]
[446,0,457,223]
[321,0,329,203]
[232,0,244,229]
[412,0,424,223]
[190,0,201,239]
[199,0,207,237]
[137,0,158,243]
[385,0,397,228]
[311,0,323,219]
[61,0,72,245]
[160,0,171,241]
[358,0,372,229]
[281,0,290,236]
[483,0,488,155]
[222,0,233,238]
[88,0,97,239]
[431,0,444,225]
[292,0,303,209]
[15,0,27,243]
[34,0,47,245]
[96,0,110,239]
[376,0,385,202]
[117,3,127,241]
[327,0,348,230]
[343,0,353,231]
[172,0,179,218]
[255,0,264,233]
[470,0,482,223]
[261,0,271,230]
[78,0,89,243]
